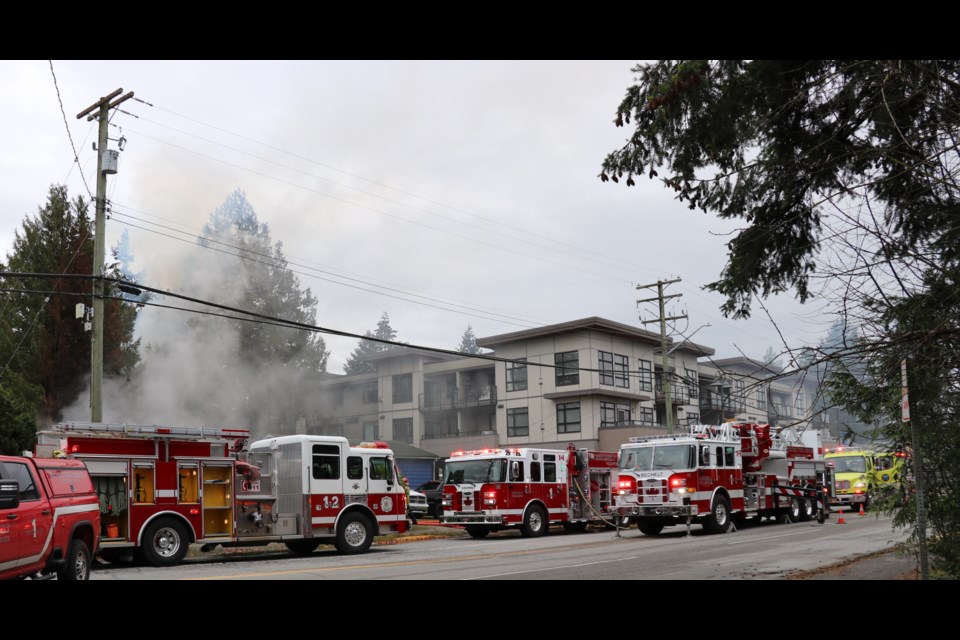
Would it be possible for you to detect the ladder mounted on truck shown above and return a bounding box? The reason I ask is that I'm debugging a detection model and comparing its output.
[47,421,250,444]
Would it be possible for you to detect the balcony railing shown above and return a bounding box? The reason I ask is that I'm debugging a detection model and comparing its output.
[422,429,497,439]
[420,386,497,411]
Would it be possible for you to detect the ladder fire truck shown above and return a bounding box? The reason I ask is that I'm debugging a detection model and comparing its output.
[609,422,830,535]
[36,422,409,566]
[439,444,618,538]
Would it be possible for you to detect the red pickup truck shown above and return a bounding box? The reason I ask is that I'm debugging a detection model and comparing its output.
[0,455,100,580]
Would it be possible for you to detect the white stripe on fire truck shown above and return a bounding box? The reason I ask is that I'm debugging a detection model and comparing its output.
[686,490,744,501]
[5,503,100,570]
[310,514,406,526]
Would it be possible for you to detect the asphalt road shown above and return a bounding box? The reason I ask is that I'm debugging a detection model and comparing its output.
[90,512,909,580]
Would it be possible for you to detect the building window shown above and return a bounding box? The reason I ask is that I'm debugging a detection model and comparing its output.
[638,407,655,424]
[507,408,529,437]
[685,412,700,426]
[757,386,768,411]
[393,418,413,443]
[796,392,806,413]
[685,369,699,399]
[362,380,378,404]
[555,351,579,386]
[599,352,629,388]
[601,401,632,427]
[734,380,745,412]
[557,401,581,433]
[638,360,653,392]
[363,421,378,441]
[393,373,412,404]
[506,359,528,392]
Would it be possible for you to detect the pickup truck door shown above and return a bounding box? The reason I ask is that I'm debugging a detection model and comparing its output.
[0,461,50,569]
[0,477,21,574]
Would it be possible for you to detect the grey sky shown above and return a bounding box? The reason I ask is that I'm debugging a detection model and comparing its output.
[1,60,833,373]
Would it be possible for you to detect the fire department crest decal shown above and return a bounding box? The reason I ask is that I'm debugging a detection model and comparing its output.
[381,496,393,512]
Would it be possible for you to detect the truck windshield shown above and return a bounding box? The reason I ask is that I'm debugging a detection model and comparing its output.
[444,459,506,484]
[831,456,867,473]
[620,445,694,472]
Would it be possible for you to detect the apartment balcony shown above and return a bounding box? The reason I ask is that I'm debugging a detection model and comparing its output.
[419,386,497,412]
[771,402,792,419]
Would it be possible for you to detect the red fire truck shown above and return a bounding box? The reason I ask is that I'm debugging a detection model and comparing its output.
[439,444,618,538]
[36,422,409,566]
[610,422,829,535]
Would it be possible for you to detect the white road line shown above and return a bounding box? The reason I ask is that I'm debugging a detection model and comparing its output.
[462,556,638,580]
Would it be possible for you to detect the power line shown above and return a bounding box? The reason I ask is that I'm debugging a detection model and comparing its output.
[48,61,93,199]
[107,211,542,329]
[146,103,664,277]
[0,272,710,379]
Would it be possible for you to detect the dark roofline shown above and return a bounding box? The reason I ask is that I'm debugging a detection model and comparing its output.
[363,346,467,363]
[477,316,667,348]
[710,356,780,376]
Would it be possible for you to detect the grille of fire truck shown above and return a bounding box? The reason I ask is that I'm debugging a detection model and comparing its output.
[836,480,850,490]
[638,478,668,503]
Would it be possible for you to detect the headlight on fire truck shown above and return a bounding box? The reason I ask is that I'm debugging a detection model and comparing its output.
[854,479,867,493]
[483,490,497,507]
[442,495,452,507]
[617,477,637,495]
[669,475,689,494]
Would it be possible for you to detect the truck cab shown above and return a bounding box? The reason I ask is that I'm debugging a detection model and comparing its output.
[824,449,876,510]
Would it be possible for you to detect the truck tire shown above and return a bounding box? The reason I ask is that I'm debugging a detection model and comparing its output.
[466,525,492,538]
[432,503,444,519]
[637,519,665,535]
[140,518,190,567]
[702,495,732,534]
[799,497,814,522]
[285,539,322,555]
[521,505,549,537]
[335,511,373,554]
[56,539,90,581]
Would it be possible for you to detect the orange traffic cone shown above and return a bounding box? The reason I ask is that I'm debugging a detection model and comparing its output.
[859,503,865,516]
[837,507,845,524]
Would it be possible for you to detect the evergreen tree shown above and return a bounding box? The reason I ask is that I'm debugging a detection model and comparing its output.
[457,324,480,354]
[0,184,141,437]
[197,190,329,372]
[760,346,783,373]
[602,60,960,576]
[344,312,398,374]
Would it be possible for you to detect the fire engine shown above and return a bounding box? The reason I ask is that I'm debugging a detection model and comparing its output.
[439,444,618,538]
[610,422,830,535]
[36,422,409,566]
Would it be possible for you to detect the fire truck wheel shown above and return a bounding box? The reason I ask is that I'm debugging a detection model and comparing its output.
[521,504,548,537]
[702,495,732,534]
[140,518,190,567]
[798,497,814,522]
[285,539,322,555]
[636,519,664,535]
[56,539,90,580]
[466,525,492,538]
[785,498,802,523]
[335,511,373,554]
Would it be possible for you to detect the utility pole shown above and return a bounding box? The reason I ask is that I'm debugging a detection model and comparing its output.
[637,278,686,431]
[901,358,928,580]
[76,88,134,422]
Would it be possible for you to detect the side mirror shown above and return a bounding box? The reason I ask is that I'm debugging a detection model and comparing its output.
[0,481,19,510]
[510,460,520,481]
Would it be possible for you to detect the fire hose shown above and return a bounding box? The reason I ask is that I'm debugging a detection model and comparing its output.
[570,470,628,532]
